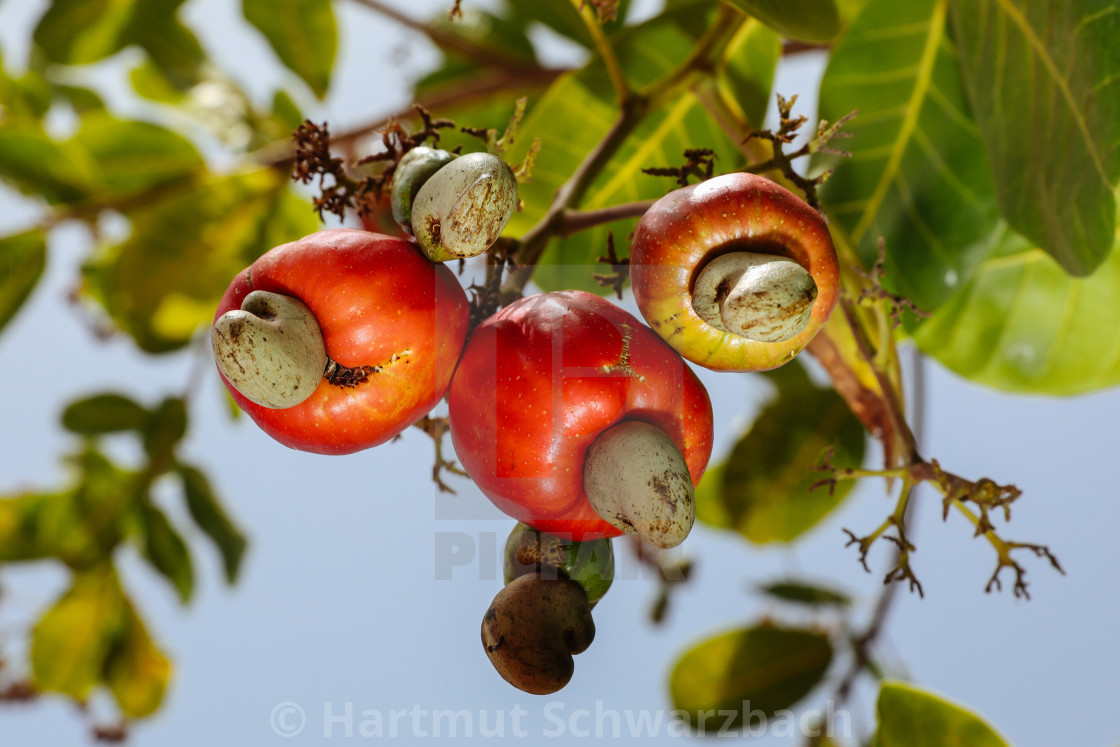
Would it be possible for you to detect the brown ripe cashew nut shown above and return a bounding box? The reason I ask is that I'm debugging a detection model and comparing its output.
[481,575,595,695]
[691,252,818,342]
[412,152,519,262]
[583,420,695,549]
[211,290,327,409]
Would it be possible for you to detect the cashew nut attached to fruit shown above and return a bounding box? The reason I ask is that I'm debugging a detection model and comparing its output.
[481,574,595,695]
[211,290,327,410]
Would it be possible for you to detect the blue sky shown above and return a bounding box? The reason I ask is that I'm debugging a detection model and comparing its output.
[1,1,1118,745]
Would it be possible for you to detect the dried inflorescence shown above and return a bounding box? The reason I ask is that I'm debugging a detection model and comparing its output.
[592,232,629,300]
[742,93,856,210]
[813,447,1063,600]
[642,148,717,187]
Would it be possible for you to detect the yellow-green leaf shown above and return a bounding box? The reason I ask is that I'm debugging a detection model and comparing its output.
[669,623,833,731]
[31,565,125,699]
[71,112,204,196]
[716,18,781,129]
[33,0,136,64]
[31,449,140,567]
[874,680,1011,747]
[0,229,46,338]
[914,224,1120,394]
[80,169,316,353]
[0,121,99,204]
[105,601,172,719]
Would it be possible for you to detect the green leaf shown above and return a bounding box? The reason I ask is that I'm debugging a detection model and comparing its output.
[81,169,316,353]
[0,59,54,118]
[104,600,172,718]
[696,364,865,542]
[33,0,135,64]
[716,19,782,129]
[818,0,1001,314]
[57,449,141,565]
[835,0,871,30]
[141,503,194,604]
[30,565,125,699]
[130,0,206,91]
[61,393,150,435]
[914,223,1120,394]
[71,112,203,195]
[1,450,139,566]
[242,0,337,98]
[722,0,841,42]
[948,0,1120,276]
[669,623,833,731]
[0,492,63,562]
[33,0,204,89]
[142,397,188,460]
[53,83,106,113]
[758,580,851,607]
[0,114,201,207]
[0,229,46,338]
[129,59,187,103]
[0,121,98,204]
[271,89,304,132]
[505,0,631,48]
[177,463,247,584]
[874,680,1011,747]
[505,10,757,293]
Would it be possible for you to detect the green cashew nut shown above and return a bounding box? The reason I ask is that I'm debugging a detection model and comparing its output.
[390,146,456,229]
[503,522,614,605]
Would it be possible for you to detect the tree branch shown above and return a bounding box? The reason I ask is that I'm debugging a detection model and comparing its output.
[347,0,528,68]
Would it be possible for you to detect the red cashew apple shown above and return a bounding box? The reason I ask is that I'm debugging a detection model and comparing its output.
[211,228,469,454]
[449,290,713,547]
[629,172,840,372]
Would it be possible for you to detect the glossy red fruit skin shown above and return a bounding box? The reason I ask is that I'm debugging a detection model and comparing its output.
[629,173,840,372]
[449,290,714,540]
[213,228,469,455]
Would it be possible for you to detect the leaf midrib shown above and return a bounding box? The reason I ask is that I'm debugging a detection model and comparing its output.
[851,0,948,245]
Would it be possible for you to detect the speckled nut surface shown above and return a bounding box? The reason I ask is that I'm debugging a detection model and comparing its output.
[211,290,327,409]
[411,151,518,262]
[390,146,456,229]
[629,173,840,372]
[583,420,695,549]
[691,251,818,342]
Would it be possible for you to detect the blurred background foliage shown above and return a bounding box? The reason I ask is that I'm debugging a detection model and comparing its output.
[0,0,1115,742]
